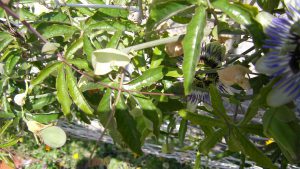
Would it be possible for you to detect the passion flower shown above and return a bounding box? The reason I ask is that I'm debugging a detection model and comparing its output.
[255,0,300,107]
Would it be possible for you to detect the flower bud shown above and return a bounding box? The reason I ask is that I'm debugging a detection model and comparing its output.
[255,12,274,32]
[14,93,26,106]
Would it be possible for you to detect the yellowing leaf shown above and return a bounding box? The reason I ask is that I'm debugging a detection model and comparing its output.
[91,48,132,75]
[217,65,251,90]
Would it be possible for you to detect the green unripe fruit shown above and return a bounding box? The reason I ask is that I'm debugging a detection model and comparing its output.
[40,126,67,148]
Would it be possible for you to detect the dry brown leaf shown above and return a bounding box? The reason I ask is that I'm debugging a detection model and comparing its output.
[217,65,251,90]
[165,41,183,57]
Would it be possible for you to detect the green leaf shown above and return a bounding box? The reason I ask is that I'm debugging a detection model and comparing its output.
[239,78,279,125]
[30,62,62,87]
[199,128,226,154]
[68,0,93,16]
[211,0,265,47]
[0,111,15,118]
[67,59,91,71]
[179,110,226,128]
[4,54,20,75]
[65,66,94,115]
[0,120,13,137]
[56,65,72,116]
[150,47,164,68]
[257,0,280,12]
[28,113,61,124]
[115,96,143,155]
[233,2,259,17]
[19,7,36,20]
[38,12,70,23]
[0,32,14,52]
[178,119,188,146]
[37,24,78,41]
[149,1,191,28]
[130,107,153,143]
[41,42,60,54]
[239,124,264,136]
[0,137,20,148]
[231,127,276,169]
[98,8,129,19]
[182,6,206,95]
[209,84,231,123]
[125,66,165,90]
[64,37,84,59]
[30,94,56,110]
[132,94,160,138]
[97,89,124,145]
[0,48,20,62]
[1,96,13,117]
[106,31,122,48]
[263,107,300,163]
[86,21,140,32]
[165,67,183,78]
[97,88,115,129]
[83,33,94,62]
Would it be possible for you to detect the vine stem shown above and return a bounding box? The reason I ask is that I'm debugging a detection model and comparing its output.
[121,34,184,53]
[0,2,48,43]
[0,1,180,97]
[57,53,181,97]
[58,2,139,12]
[86,70,125,169]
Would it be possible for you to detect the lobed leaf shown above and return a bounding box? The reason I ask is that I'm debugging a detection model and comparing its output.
[67,59,91,71]
[178,119,188,146]
[64,37,84,59]
[97,89,125,146]
[30,62,62,87]
[83,33,94,62]
[37,24,78,41]
[56,65,72,116]
[211,0,265,47]
[86,21,140,32]
[0,32,14,52]
[239,78,279,125]
[30,94,56,111]
[182,6,206,95]
[263,107,300,163]
[230,127,276,169]
[4,54,20,75]
[132,94,160,138]
[106,31,122,48]
[65,66,94,115]
[199,128,226,154]
[29,113,61,124]
[149,1,192,28]
[209,84,232,123]
[125,66,165,90]
[115,96,143,155]
[97,89,119,133]
[0,137,21,148]
[179,110,226,128]
[257,0,280,12]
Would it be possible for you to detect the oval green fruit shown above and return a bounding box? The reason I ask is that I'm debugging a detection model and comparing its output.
[40,126,67,148]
